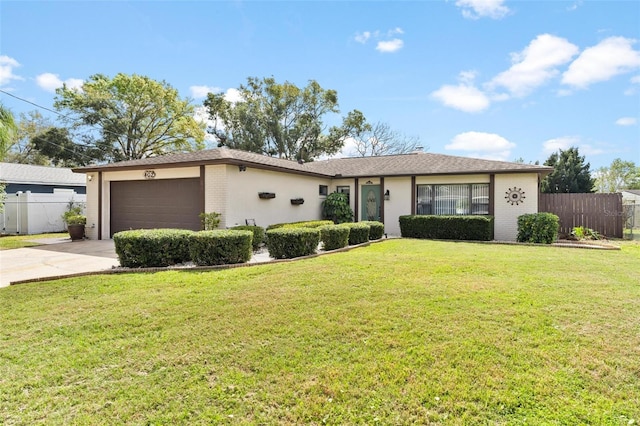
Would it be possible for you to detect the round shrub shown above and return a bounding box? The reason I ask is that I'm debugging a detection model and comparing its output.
[266,228,320,259]
[517,213,559,244]
[267,220,333,231]
[361,221,384,239]
[189,230,253,266]
[114,229,194,268]
[319,224,350,250]
[231,225,265,251]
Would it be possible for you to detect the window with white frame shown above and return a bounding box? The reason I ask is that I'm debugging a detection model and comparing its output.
[417,184,489,215]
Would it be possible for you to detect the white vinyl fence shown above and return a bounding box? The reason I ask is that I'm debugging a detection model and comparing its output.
[1,189,86,235]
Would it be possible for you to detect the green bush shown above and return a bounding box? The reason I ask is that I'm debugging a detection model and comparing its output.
[189,230,253,266]
[319,225,350,250]
[114,229,194,268]
[266,228,320,259]
[361,221,385,239]
[321,192,353,224]
[199,212,221,230]
[517,213,559,244]
[399,215,494,241]
[267,220,333,231]
[341,222,370,245]
[571,226,599,241]
[231,225,265,250]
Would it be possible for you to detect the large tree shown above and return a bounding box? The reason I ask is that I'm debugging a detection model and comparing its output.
[5,111,55,165]
[54,73,205,162]
[350,120,423,157]
[0,102,17,160]
[541,147,595,193]
[595,158,640,192]
[204,77,366,161]
[0,102,18,213]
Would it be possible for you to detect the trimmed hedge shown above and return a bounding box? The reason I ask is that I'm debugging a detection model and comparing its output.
[189,230,253,266]
[266,227,321,259]
[399,215,494,241]
[319,225,350,250]
[230,225,265,251]
[114,229,194,268]
[517,213,559,244]
[267,220,334,231]
[361,221,385,240]
[341,222,370,245]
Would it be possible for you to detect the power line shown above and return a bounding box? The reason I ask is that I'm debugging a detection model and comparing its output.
[0,89,72,120]
[0,89,105,163]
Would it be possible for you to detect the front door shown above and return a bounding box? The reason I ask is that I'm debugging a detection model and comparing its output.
[361,185,380,221]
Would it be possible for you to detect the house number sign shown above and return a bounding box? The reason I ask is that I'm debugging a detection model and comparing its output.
[144,170,156,179]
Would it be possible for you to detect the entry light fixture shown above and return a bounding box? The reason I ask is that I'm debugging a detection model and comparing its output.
[238,164,247,172]
[87,174,94,182]
[384,189,390,200]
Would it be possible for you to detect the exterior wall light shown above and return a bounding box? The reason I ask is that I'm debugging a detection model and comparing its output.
[239,165,247,172]
[87,174,93,182]
[384,189,390,200]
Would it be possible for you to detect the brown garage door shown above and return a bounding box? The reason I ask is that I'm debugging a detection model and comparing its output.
[110,178,202,237]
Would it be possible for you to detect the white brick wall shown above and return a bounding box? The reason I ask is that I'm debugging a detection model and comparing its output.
[205,165,229,227]
[494,173,539,241]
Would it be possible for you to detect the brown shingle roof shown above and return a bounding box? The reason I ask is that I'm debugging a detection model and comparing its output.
[73,147,552,177]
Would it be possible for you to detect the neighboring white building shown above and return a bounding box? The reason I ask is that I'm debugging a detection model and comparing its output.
[622,190,640,203]
[73,148,552,241]
[1,163,86,235]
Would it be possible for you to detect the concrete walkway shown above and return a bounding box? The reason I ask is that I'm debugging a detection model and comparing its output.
[0,237,276,288]
[0,238,120,287]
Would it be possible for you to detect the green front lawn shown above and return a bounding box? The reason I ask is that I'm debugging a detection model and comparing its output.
[1,240,639,424]
[0,232,68,250]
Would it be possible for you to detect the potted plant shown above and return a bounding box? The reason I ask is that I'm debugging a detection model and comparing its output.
[62,206,87,241]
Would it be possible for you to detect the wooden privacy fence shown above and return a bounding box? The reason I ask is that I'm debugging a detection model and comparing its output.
[539,193,623,238]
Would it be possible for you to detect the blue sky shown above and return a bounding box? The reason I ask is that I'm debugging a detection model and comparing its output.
[1,0,639,169]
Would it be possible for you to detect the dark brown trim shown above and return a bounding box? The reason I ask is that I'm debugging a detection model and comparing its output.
[74,159,330,179]
[411,176,416,215]
[200,165,206,222]
[489,174,495,216]
[354,178,359,222]
[380,176,385,225]
[98,171,102,240]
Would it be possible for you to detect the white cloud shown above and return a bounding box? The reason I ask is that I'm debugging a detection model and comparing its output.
[488,34,579,97]
[616,117,637,126]
[0,55,23,86]
[36,72,83,92]
[431,84,490,113]
[431,71,490,113]
[190,85,222,98]
[224,88,242,103]
[541,136,604,156]
[445,131,515,160]
[542,136,579,154]
[376,39,404,53]
[567,1,582,11]
[356,28,405,53]
[455,0,510,20]
[631,75,640,84]
[562,37,640,88]
[355,31,371,44]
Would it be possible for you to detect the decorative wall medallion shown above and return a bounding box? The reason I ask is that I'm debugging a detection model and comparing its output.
[505,187,525,205]
[144,170,156,179]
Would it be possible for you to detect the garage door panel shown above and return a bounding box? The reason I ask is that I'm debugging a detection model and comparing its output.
[110,178,201,236]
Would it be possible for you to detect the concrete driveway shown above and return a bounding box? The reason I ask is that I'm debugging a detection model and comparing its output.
[0,238,119,287]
